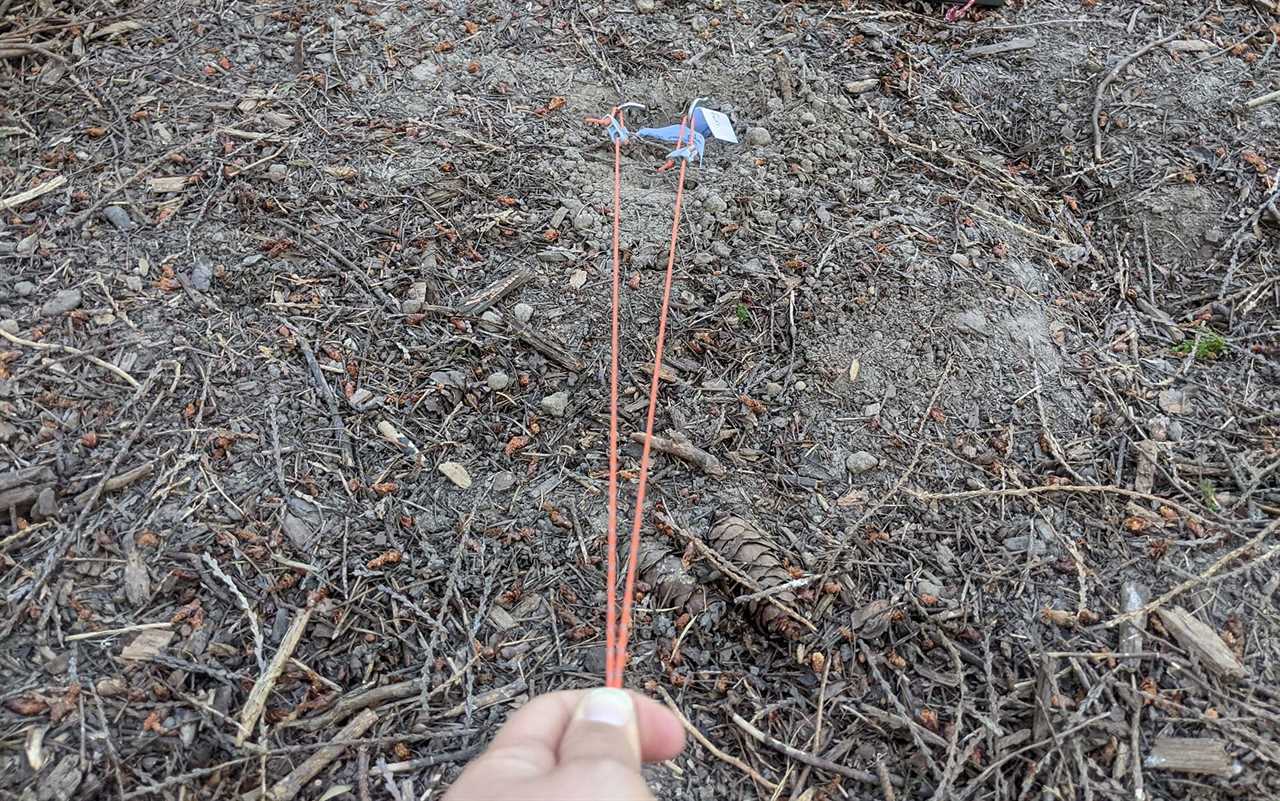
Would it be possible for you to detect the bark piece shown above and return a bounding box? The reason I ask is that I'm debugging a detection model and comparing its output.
[1156,606,1247,680]
[1144,737,1238,778]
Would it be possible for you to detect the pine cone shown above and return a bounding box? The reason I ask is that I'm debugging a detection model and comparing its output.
[707,515,804,639]
[638,541,705,615]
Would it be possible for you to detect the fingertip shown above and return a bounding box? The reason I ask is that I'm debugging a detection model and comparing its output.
[633,693,687,763]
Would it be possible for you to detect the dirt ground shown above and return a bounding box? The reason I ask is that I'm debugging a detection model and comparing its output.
[3,0,1280,798]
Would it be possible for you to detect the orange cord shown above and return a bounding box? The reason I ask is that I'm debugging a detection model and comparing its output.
[603,107,625,686]
[606,114,692,688]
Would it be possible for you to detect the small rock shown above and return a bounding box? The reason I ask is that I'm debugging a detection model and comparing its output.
[764,381,783,398]
[0,319,17,334]
[487,372,511,391]
[101,205,134,231]
[0,420,16,442]
[31,487,58,521]
[124,275,143,292]
[40,289,82,318]
[1167,420,1184,441]
[795,380,807,391]
[949,253,971,269]
[15,280,35,296]
[851,177,875,195]
[409,62,434,82]
[190,257,213,291]
[703,193,728,214]
[846,451,879,474]
[513,302,534,323]
[402,281,428,314]
[863,402,881,417]
[281,512,315,549]
[744,127,771,147]
[568,270,588,290]
[438,461,473,489]
[844,78,879,94]
[542,391,569,417]
[493,471,517,492]
[799,111,817,125]
[267,163,288,184]
[634,0,655,11]
[918,579,944,598]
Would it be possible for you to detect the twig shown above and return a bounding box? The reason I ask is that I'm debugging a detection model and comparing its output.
[202,553,266,673]
[910,483,1208,523]
[0,327,141,389]
[733,574,820,605]
[378,745,483,774]
[241,709,378,801]
[1092,9,1210,162]
[236,605,314,746]
[72,461,154,508]
[0,174,66,211]
[65,621,171,641]
[730,711,901,787]
[876,756,896,801]
[630,431,726,477]
[288,325,356,469]
[1103,517,1280,629]
[656,687,778,792]
[1245,88,1280,109]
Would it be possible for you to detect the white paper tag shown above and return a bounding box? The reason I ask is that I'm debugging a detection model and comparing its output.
[698,108,738,143]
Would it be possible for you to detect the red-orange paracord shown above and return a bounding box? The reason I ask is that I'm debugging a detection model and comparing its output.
[595,111,694,688]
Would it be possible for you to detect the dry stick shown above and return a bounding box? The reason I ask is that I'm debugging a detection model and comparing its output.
[876,757,897,801]
[236,605,314,746]
[656,687,778,793]
[629,431,726,477]
[0,327,141,389]
[911,483,1208,524]
[1103,516,1280,629]
[729,712,902,788]
[0,173,66,211]
[203,552,266,673]
[1245,88,1280,109]
[72,461,154,508]
[241,709,378,801]
[66,129,217,229]
[1092,9,1210,162]
[65,621,171,641]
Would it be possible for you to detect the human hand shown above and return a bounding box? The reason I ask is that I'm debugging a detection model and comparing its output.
[445,688,686,801]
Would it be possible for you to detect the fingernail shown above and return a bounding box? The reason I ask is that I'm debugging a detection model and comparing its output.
[578,688,635,727]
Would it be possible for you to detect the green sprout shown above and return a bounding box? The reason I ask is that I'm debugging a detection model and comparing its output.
[1172,331,1226,361]
[1199,480,1220,512]
[735,303,751,325]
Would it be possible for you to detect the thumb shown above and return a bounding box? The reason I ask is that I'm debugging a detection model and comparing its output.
[556,688,642,773]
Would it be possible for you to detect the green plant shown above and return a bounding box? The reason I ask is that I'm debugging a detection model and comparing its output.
[735,303,751,325]
[1199,479,1220,511]
[1172,331,1226,361]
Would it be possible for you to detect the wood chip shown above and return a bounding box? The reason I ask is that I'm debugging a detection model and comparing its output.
[0,174,67,211]
[147,175,188,193]
[1156,606,1247,680]
[120,627,175,661]
[1145,737,1238,777]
